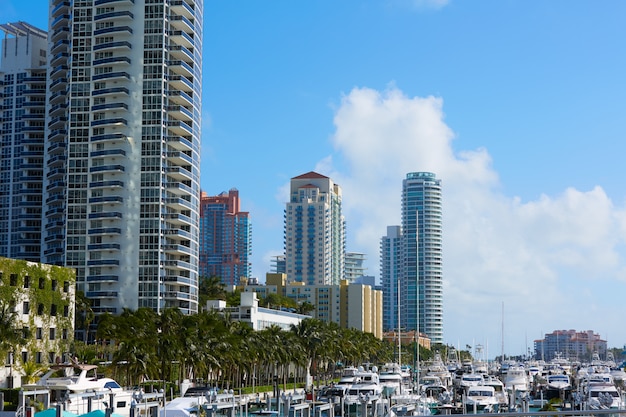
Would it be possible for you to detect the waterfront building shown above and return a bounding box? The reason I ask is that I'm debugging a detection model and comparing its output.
[0,257,75,388]
[205,291,309,331]
[381,225,403,332]
[0,23,48,262]
[381,172,443,344]
[238,273,383,338]
[270,255,286,274]
[41,0,203,318]
[534,329,607,362]
[345,252,367,283]
[284,171,346,285]
[199,189,251,285]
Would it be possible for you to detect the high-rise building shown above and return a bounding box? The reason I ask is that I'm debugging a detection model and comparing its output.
[380,225,402,332]
[0,22,48,261]
[381,172,443,344]
[199,189,251,285]
[344,251,367,283]
[284,171,345,285]
[42,0,203,317]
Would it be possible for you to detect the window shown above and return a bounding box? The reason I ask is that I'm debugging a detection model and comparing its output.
[39,278,45,289]
[22,302,29,314]
[10,274,17,286]
[63,305,69,317]
[63,281,69,292]
[24,276,30,288]
[52,280,58,291]
[37,304,44,315]
[51,304,57,316]
[49,328,56,340]
[36,327,43,339]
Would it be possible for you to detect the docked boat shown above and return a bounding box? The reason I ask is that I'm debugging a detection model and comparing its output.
[344,366,383,406]
[544,373,572,401]
[503,364,529,395]
[21,362,140,417]
[379,363,406,397]
[463,385,499,414]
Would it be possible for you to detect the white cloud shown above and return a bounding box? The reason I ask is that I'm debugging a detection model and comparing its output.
[322,85,626,354]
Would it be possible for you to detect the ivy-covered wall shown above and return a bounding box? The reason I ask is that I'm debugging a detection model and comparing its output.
[0,257,75,367]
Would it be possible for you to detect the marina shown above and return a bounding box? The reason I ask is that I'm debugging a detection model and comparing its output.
[6,352,626,417]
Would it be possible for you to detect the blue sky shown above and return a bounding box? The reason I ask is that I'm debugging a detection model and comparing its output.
[3,0,626,358]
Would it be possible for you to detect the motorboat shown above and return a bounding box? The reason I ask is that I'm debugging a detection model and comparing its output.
[21,362,142,417]
[344,367,382,407]
[379,363,405,397]
[482,375,508,410]
[503,364,529,394]
[463,385,499,414]
[544,373,572,401]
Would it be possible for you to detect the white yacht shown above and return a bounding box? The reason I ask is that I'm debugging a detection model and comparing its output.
[22,362,141,417]
[463,385,499,413]
[503,364,529,394]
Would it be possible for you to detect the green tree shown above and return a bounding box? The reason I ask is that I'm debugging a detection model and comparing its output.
[0,302,23,360]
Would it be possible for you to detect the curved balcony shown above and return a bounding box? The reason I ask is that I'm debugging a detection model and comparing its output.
[90,148,126,158]
[91,117,128,128]
[47,154,67,168]
[93,56,131,67]
[89,164,125,173]
[50,52,70,68]
[86,275,119,282]
[94,0,134,5]
[166,120,192,136]
[91,102,128,112]
[166,166,193,181]
[91,132,126,143]
[51,39,70,55]
[165,182,192,196]
[49,102,69,117]
[166,74,193,92]
[166,90,193,107]
[163,259,193,271]
[49,90,67,105]
[168,44,194,62]
[89,180,125,189]
[88,211,123,220]
[86,291,119,299]
[93,41,132,52]
[166,151,192,165]
[92,86,129,97]
[92,71,130,82]
[170,0,194,19]
[48,116,67,130]
[168,30,193,48]
[95,10,134,21]
[166,60,193,77]
[87,259,120,266]
[49,77,67,92]
[51,14,70,30]
[165,135,193,152]
[49,129,67,141]
[165,197,194,211]
[51,27,70,45]
[46,167,66,179]
[89,195,124,204]
[45,193,64,204]
[94,25,133,36]
[169,15,194,33]
[163,244,192,255]
[88,243,121,251]
[88,227,122,235]
[166,104,193,121]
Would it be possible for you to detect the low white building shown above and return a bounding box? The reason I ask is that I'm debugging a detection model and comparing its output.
[205,292,309,331]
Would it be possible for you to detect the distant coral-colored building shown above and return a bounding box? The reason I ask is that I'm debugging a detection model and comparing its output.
[199,189,251,285]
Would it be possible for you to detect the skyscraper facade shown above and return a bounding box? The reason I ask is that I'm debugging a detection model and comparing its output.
[344,251,367,283]
[42,0,203,316]
[381,173,443,344]
[199,189,251,285]
[0,23,48,261]
[284,171,345,285]
[402,172,443,343]
[380,225,402,332]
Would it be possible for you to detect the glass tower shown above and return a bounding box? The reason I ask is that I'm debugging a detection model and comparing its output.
[43,0,203,318]
[0,22,48,261]
[402,172,443,343]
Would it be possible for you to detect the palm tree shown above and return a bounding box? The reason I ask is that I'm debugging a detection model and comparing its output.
[0,302,23,360]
